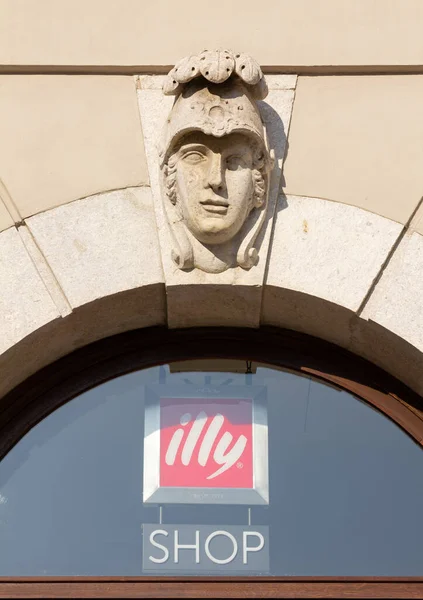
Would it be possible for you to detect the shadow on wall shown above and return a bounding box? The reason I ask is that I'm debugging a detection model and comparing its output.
[255,98,289,260]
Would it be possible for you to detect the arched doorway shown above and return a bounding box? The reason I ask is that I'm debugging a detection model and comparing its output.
[0,327,422,597]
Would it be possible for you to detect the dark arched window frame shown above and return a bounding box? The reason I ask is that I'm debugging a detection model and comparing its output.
[0,326,422,598]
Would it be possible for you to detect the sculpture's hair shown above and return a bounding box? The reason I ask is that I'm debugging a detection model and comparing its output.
[164,153,179,206]
[162,139,270,270]
[250,146,266,209]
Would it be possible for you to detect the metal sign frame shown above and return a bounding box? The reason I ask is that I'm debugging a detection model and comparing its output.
[143,382,268,505]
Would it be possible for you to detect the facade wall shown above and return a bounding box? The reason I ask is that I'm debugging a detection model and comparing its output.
[2,0,423,69]
[0,1,422,401]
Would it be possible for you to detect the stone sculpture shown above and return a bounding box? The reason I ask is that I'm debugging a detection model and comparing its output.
[159,50,273,273]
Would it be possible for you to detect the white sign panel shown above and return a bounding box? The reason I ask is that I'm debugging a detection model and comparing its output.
[142,524,270,573]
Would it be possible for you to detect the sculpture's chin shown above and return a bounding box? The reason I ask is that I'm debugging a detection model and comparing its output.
[193,232,235,246]
[189,222,241,246]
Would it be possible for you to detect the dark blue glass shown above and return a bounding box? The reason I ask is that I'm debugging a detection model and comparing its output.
[0,363,421,576]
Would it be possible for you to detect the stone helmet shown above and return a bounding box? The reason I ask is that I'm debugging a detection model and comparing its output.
[159,50,271,168]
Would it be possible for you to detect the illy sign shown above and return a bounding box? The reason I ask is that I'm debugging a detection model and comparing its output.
[160,399,253,488]
[143,385,269,504]
[142,524,269,573]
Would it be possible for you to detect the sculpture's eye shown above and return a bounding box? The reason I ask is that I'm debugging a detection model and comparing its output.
[181,151,206,165]
[226,155,246,170]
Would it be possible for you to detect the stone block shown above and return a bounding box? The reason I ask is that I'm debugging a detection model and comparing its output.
[27,187,164,308]
[0,227,60,355]
[361,231,423,353]
[265,195,402,312]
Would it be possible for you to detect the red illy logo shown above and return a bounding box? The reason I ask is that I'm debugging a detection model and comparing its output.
[159,398,253,489]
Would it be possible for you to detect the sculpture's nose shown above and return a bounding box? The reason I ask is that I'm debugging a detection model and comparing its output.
[206,152,225,193]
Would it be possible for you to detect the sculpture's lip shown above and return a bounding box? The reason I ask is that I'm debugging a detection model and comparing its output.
[200,198,229,207]
[200,198,229,215]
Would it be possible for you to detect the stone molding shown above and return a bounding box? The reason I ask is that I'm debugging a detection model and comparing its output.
[0,187,421,400]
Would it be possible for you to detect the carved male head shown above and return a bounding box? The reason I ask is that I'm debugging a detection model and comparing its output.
[160,51,272,272]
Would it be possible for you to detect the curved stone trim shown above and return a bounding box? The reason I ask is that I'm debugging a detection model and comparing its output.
[361,230,423,353]
[263,194,423,394]
[0,189,421,399]
[26,186,164,309]
[0,186,166,399]
[0,226,60,356]
[265,195,403,311]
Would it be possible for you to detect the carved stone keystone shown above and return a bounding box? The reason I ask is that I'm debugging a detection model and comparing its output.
[137,57,296,328]
[159,49,274,273]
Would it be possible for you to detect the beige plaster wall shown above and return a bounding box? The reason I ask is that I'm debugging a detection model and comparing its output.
[0,75,148,232]
[283,75,423,225]
[413,201,423,236]
[1,1,423,69]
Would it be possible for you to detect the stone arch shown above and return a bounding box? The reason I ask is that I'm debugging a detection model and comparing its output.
[0,185,421,403]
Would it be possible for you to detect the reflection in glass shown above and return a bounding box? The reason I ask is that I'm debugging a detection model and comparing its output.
[0,362,422,576]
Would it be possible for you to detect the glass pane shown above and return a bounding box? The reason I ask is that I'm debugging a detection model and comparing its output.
[0,361,422,576]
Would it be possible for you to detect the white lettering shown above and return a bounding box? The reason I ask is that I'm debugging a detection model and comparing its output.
[165,428,184,465]
[207,431,247,479]
[242,531,264,564]
[198,414,224,466]
[149,530,169,564]
[174,530,200,564]
[181,411,207,466]
[204,531,238,565]
[164,410,247,480]
[165,413,191,465]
